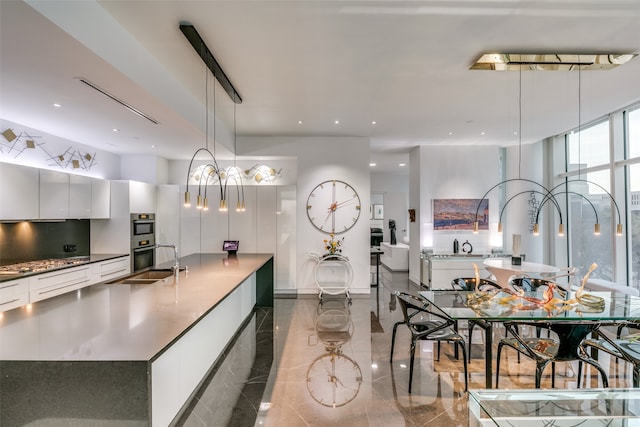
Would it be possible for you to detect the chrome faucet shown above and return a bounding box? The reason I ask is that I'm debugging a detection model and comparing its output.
[155,243,180,278]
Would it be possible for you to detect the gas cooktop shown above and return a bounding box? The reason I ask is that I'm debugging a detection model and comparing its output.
[0,257,90,275]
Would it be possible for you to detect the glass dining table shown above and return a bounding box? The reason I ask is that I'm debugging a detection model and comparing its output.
[419,289,640,388]
[469,388,640,426]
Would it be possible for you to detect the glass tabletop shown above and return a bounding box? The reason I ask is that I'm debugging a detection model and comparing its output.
[469,388,640,427]
[419,290,640,322]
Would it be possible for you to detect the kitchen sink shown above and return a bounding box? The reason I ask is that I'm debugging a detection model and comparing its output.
[108,268,177,285]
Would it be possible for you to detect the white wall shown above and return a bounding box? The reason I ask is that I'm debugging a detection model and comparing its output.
[121,155,169,185]
[240,136,371,295]
[1,119,121,180]
[503,142,545,262]
[411,145,501,282]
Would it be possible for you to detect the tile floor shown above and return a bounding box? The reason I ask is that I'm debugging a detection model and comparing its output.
[177,268,635,427]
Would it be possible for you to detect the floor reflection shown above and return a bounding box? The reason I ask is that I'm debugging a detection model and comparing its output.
[176,267,637,426]
[306,299,363,408]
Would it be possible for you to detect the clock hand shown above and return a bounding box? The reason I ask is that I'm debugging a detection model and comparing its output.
[333,199,355,209]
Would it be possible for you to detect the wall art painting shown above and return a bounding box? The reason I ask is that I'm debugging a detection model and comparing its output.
[433,199,488,231]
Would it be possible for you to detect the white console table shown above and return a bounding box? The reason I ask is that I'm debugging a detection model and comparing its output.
[380,242,409,271]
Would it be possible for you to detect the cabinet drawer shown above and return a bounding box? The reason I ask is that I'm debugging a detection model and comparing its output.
[97,257,130,281]
[0,278,29,311]
[29,266,91,302]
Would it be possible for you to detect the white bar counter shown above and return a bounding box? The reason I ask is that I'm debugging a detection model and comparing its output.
[0,253,274,427]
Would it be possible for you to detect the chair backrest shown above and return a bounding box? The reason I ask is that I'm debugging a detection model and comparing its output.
[394,291,429,323]
[451,277,500,292]
[394,291,453,332]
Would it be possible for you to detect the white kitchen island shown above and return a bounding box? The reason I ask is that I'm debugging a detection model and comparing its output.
[0,253,274,427]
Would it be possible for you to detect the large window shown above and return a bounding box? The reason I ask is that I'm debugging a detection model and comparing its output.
[629,108,640,288]
[565,127,615,281]
[557,105,640,290]
[567,120,609,171]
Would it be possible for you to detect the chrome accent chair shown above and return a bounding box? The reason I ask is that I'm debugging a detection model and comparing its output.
[390,291,468,392]
[451,277,501,362]
[496,320,609,388]
[582,324,640,387]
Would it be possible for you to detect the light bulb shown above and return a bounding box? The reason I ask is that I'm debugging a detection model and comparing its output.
[617,223,623,236]
[184,191,191,207]
[533,223,539,236]
[203,198,209,211]
[497,222,503,233]
[473,221,479,234]
[196,194,203,209]
[558,223,564,237]
[594,223,601,235]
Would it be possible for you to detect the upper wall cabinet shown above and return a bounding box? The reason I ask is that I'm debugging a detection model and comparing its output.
[40,171,111,219]
[91,178,110,219]
[69,175,92,218]
[0,163,39,220]
[39,170,70,219]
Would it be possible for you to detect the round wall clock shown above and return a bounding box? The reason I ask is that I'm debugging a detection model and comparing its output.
[306,180,361,234]
[306,351,363,408]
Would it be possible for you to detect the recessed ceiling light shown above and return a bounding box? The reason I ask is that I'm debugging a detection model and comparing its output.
[334,120,340,125]
[448,132,453,135]
[112,128,120,132]
[53,103,62,108]
[151,145,156,148]
[371,121,377,125]
[481,132,486,135]
[297,120,303,124]
[514,131,518,135]
[370,163,376,167]
[399,163,406,167]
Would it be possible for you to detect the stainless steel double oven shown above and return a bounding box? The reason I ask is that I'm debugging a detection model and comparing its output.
[131,213,155,272]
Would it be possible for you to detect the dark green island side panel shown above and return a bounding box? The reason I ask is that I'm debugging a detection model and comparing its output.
[256,257,274,307]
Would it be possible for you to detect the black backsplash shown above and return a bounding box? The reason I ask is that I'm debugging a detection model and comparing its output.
[0,220,90,265]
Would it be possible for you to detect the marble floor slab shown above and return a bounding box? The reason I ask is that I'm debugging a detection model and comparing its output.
[177,268,636,427]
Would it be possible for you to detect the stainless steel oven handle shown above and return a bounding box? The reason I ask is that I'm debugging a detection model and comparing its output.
[133,246,155,253]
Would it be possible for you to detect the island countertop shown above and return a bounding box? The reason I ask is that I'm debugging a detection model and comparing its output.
[0,253,273,361]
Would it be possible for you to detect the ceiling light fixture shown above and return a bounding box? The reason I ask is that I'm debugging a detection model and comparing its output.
[334,120,340,124]
[181,23,245,213]
[77,78,159,124]
[470,53,637,71]
[473,54,622,238]
[53,103,62,108]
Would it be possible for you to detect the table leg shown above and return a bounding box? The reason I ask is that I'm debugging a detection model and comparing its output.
[376,254,380,287]
[485,323,493,388]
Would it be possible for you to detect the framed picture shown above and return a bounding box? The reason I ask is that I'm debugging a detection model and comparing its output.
[433,199,488,231]
[373,204,384,220]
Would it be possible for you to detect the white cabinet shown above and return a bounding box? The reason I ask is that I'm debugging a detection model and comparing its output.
[0,163,39,220]
[429,257,490,290]
[91,256,130,283]
[0,278,29,312]
[380,242,409,271]
[29,265,92,303]
[69,175,92,218]
[40,170,110,219]
[39,169,70,219]
[91,178,110,219]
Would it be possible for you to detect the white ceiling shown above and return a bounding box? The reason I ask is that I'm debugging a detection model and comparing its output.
[2,1,640,173]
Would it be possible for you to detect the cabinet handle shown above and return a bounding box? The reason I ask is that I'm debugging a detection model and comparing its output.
[35,268,89,281]
[101,267,127,277]
[38,279,89,295]
[0,298,20,306]
[0,282,22,289]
